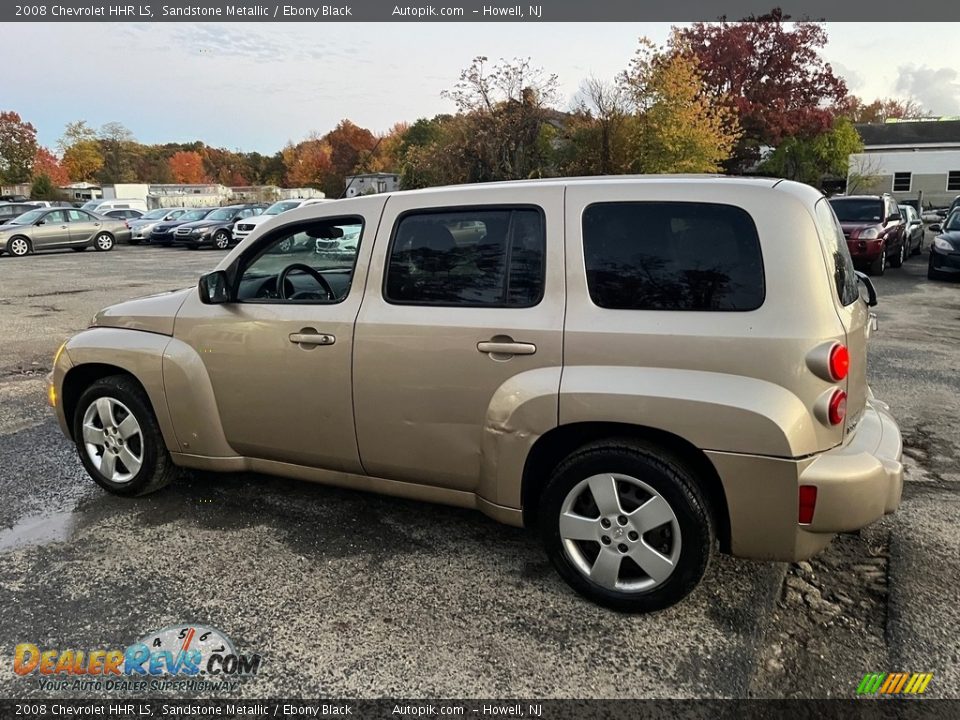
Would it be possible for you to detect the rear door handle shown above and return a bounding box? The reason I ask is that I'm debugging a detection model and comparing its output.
[477,341,536,356]
[289,332,335,346]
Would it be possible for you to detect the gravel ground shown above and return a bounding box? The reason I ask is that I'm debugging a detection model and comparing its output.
[0,240,957,699]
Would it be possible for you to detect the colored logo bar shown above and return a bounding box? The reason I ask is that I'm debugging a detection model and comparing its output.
[857,673,933,695]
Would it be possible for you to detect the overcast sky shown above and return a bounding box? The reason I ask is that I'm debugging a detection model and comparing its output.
[8,22,960,154]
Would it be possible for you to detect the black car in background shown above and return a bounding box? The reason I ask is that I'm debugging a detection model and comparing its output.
[928,212,960,281]
[172,204,267,250]
[149,208,215,246]
[0,203,37,224]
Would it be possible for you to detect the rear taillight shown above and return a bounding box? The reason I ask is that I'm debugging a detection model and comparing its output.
[828,343,849,381]
[828,389,847,425]
[798,485,817,524]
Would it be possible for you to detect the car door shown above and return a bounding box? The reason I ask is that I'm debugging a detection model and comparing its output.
[31,210,72,249]
[172,196,387,471]
[352,185,565,495]
[66,209,102,245]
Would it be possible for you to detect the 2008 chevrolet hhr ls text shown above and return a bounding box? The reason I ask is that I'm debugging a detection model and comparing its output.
[49,177,903,612]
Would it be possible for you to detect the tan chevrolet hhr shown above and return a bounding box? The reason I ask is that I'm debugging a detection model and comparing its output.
[50,177,903,612]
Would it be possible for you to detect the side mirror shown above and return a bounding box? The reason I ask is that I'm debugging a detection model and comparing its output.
[855,271,878,307]
[929,224,941,233]
[36,220,46,226]
[198,271,231,304]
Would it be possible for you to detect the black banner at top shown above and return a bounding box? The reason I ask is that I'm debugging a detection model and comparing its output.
[3,0,959,22]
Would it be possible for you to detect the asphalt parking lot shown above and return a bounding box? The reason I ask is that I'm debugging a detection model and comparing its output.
[0,241,957,699]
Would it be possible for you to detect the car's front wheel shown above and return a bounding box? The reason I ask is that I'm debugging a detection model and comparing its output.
[890,240,905,268]
[869,247,886,276]
[73,376,177,496]
[6,236,31,257]
[538,440,714,613]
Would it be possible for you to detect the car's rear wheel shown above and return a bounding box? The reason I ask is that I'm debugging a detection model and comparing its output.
[869,248,886,276]
[7,236,31,257]
[93,232,115,252]
[73,376,177,497]
[538,440,714,613]
[213,230,231,250]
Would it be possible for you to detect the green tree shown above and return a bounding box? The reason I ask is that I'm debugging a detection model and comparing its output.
[0,111,38,184]
[620,39,740,174]
[30,173,61,200]
[59,121,104,182]
[759,117,864,188]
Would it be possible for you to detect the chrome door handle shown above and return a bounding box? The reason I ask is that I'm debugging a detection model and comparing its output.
[477,341,536,356]
[289,332,335,346]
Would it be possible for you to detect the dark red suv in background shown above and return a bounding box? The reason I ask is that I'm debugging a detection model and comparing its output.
[828,194,907,276]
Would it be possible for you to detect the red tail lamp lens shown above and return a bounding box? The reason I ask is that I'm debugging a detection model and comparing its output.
[829,344,849,381]
[828,389,847,426]
[798,485,817,525]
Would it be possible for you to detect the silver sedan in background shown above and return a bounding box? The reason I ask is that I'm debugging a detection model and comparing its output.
[0,207,127,257]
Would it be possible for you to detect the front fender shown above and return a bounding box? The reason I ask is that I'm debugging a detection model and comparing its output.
[559,366,820,458]
[59,328,178,452]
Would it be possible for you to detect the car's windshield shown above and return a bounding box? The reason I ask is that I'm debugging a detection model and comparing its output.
[10,209,46,225]
[829,199,883,223]
[264,201,300,215]
[944,213,960,232]
[80,201,101,211]
[180,209,211,222]
[141,209,168,220]
[206,208,237,221]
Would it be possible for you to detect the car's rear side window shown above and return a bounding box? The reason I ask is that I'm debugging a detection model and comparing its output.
[815,199,859,306]
[385,207,545,307]
[582,202,765,311]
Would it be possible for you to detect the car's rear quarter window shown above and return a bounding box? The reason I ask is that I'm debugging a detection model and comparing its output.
[582,201,765,311]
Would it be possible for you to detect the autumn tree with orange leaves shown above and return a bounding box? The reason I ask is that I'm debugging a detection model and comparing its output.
[168,151,208,183]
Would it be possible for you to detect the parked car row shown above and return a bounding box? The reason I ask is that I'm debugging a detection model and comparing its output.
[827,193,923,276]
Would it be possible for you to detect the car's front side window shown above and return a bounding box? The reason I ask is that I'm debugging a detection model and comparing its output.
[236,217,364,304]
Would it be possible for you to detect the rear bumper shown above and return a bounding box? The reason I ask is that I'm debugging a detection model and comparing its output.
[708,395,903,562]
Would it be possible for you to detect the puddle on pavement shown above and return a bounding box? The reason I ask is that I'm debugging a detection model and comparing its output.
[0,509,75,552]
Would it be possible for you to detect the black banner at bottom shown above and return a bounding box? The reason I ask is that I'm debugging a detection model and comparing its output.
[1,699,958,720]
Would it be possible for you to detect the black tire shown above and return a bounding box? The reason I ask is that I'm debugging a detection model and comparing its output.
[213,230,231,250]
[72,375,177,497]
[538,439,714,613]
[93,232,115,252]
[890,240,905,268]
[928,256,945,281]
[6,236,32,257]
[911,234,922,256]
[868,248,886,276]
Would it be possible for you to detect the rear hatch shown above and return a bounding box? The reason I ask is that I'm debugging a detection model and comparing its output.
[814,199,869,437]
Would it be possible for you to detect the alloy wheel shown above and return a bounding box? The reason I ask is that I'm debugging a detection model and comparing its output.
[9,238,30,256]
[95,233,114,251]
[559,473,681,592]
[214,232,230,250]
[81,397,144,484]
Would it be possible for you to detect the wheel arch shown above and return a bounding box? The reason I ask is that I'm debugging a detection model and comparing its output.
[61,363,150,441]
[521,422,732,553]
